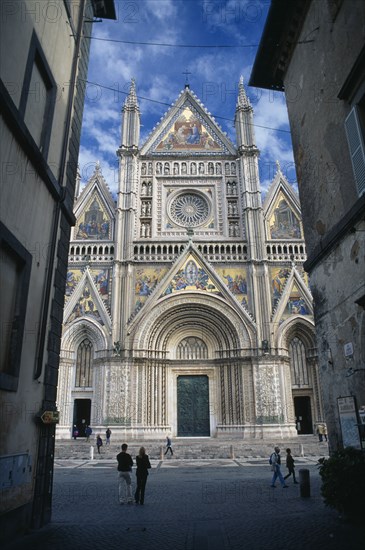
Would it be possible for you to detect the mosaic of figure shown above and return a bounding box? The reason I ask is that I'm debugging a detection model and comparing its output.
[269,197,301,239]
[65,269,110,311]
[93,269,109,299]
[76,197,110,240]
[217,268,248,305]
[134,267,168,313]
[281,284,311,320]
[161,259,221,296]
[65,270,82,297]
[68,286,104,325]
[157,108,220,151]
[271,268,291,308]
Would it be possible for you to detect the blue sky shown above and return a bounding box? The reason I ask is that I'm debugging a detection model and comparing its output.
[79,0,297,195]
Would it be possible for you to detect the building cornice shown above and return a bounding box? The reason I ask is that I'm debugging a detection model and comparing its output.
[249,0,312,91]
[304,194,365,273]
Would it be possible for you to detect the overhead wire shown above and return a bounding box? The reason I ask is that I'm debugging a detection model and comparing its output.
[83,35,314,49]
[79,78,292,134]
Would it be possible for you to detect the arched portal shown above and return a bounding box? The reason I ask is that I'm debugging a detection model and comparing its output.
[129,293,254,437]
[276,317,322,435]
[57,319,108,438]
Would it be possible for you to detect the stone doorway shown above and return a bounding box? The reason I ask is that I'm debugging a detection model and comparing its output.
[73,399,91,438]
[177,375,210,436]
[294,396,313,434]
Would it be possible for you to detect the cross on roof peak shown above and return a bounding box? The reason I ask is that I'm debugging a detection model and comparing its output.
[183,69,192,88]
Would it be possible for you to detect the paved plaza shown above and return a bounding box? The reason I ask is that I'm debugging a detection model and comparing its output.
[3,455,364,550]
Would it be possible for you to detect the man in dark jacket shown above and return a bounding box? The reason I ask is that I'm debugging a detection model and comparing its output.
[117,443,134,504]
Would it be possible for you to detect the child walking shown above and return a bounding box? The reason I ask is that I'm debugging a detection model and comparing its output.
[284,448,298,484]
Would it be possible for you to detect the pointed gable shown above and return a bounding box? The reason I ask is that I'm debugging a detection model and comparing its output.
[160,254,223,297]
[72,164,115,241]
[271,266,313,324]
[128,243,256,331]
[63,267,111,328]
[65,267,112,311]
[140,88,237,157]
[264,163,303,240]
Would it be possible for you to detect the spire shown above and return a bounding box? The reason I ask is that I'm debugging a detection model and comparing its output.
[124,78,139,110]
[235,75,256,150]
[237,75,251,110]
[120,78,140,149]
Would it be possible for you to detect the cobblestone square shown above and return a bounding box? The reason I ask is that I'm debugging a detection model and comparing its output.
[3,460,364,550]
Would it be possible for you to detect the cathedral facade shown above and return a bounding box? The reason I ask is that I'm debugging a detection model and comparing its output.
[56,79,323,440]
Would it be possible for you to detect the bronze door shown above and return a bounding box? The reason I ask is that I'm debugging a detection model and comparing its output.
[177,375,210,436]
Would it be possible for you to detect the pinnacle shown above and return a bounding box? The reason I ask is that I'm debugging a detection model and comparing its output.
[124,77,139,109]
[237,75,252,110]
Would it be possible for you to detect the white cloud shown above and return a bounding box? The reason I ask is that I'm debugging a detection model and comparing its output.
[78,145,119,194]
[142,0,179,22]
[77,2,297,196]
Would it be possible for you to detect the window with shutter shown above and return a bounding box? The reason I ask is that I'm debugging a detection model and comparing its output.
[345,105,365,197]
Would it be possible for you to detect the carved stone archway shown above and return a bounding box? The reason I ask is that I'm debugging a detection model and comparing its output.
[128,294,254,436]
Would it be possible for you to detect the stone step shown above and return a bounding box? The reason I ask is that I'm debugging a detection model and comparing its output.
[54,436,329,460]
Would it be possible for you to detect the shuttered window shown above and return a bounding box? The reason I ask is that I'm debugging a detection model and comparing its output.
[345,106,365,196]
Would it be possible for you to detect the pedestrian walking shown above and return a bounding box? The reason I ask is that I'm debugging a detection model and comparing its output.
[73,425,78,440]
[317,423,326,442]
[164,435,173,456]
[96,434,103,454]
[284,448,298,484]
[85,425,92,442]
[106,428,111,445]
[270,446,288,488]
[323,424,328,442]
[117,443,134,504]
[134,446,151,505]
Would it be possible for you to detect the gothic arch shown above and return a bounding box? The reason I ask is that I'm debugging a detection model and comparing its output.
[61,318,108,354]
[130,293,253,355]
[275,316,316,353]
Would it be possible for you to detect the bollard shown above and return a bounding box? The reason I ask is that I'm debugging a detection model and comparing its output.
[299,469,310,497]
[299,444,304,457]
[90,446,94,461]
[160,445,164,460]
[230,445,235,459]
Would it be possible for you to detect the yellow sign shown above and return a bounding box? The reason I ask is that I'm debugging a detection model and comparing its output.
[41,411,60,424]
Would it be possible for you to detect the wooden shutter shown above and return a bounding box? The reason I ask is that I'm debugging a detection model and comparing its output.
[345,106,365,196]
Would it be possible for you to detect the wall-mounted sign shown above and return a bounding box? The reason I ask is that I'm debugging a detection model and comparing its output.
[337,396,361,449]
[41,411,60,424]
[343,342,354,357]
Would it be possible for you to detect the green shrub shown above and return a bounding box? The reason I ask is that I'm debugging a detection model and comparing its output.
[318,447,365,521]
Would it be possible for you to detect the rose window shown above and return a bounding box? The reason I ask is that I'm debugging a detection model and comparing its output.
[169,193,209,227]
